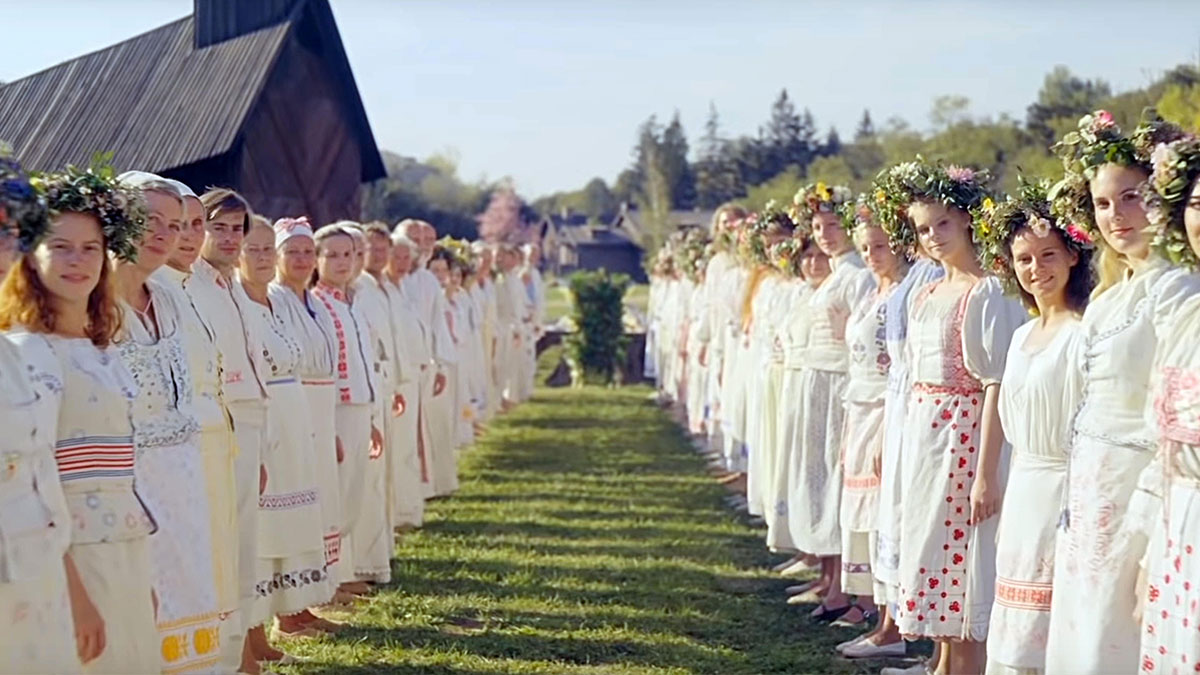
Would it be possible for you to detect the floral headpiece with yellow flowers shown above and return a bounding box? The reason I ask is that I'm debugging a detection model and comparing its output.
[769,238,804,278]
[1048,109,1185,237]
[974,179,1093,292]
[1145,135,1200,268]
[741,199,795,266]
[873,157,991,255]
[0,143,49,253]
[790,181,853,230]
[30,153,147,261]
[436,236,475,270]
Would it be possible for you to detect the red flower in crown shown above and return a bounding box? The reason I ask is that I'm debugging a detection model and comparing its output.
[1064,223,1093,245]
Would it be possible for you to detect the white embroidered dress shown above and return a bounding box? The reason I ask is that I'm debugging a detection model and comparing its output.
[788,251,872,556]
[987,319,1083,673]
[115,282,221,672]
[234,280,330,618]
[1139,292,1200,674]
[268,283,343,586]
[1045,260,1200,673]
[0,334,77,674]
[895,277,1024,640]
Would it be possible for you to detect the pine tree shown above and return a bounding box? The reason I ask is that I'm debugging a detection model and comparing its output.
[661,111,696,209]
[694,103,744,208]
[854,109,876,141]
[821,126,842,158]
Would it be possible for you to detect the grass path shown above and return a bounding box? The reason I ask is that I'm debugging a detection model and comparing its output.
[283,383,900,674]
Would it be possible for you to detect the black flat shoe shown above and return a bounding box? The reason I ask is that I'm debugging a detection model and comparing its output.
[811,602,853,623]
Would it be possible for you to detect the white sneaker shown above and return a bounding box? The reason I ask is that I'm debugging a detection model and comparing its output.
[879,661,929,675]
[843,639,906,659]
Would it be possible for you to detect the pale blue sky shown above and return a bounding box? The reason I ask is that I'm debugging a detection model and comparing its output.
[3,0,1200,198]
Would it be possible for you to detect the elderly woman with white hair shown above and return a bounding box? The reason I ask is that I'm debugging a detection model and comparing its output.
[113,171,222,672]
[383,229,430,528]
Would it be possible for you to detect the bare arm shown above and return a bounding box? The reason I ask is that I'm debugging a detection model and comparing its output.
[969,382,1005,525]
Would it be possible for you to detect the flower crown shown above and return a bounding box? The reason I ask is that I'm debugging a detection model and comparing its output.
[790,181,853,229]
[974,179,1094,292]
[29,153,147,261]
[740,200,795,266]
[873,157,991,254]
[436,236,474,269]
[675,228,710,282]
[1145,135,1200,268]
[0,144,49,253]
[769,238,804,278]
[1047,109,1184,236]
[839,192,878,232]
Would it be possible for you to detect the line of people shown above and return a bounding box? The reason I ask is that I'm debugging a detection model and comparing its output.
[647,110,1200,675]
[0,152,546,675]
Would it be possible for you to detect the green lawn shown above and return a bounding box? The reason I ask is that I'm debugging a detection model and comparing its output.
[279,378,913,674]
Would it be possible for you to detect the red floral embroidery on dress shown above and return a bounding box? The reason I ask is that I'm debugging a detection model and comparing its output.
[311,284,351,403]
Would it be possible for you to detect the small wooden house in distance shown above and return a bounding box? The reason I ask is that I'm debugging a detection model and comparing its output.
[0,0,384,225]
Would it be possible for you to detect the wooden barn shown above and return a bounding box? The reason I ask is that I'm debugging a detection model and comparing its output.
[0,0,384,225]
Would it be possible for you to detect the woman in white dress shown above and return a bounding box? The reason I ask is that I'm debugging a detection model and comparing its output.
[768,236,830,555]
[310,224,384,599]
[0,164,159,673]
[875,159,1026,675]
[112,173,221,673]
[742,208,793,517]
[835,203,909,649]
[1042,113,1199,674]
[789,184,874,620]
[234,217,331,657]
[974,187,1093,674]
[151,180,242,650]
[269,217,344,638]
[0,153,81,674]
[427,246,466,486]
[1133,135,1200,673]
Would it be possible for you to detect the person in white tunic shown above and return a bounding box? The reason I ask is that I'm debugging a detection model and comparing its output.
[471,242,502,421]
[1043,114,1200,675]
[397,220,458,495]
[0,168,158,673]
[269,216,344,638]
[195,188,270,673]
[310,224,385,599]
[152,180,242,643]
[342,225,397,586]
[969,188,1093,675]
[835,208,909,648]
[876,160,1026,675]
[386,233,434,520]
[718,231,751,479]
[789,184,874,621]
[234,217,331,660]
[769,236,829,555]
[361,224,423,535]
[467,251,495,424]
[427,246,470,453]
[113,173,221,673]
[0,156,80,674]
[498,245,534,409]
[520,244,546,401]
[1137,136,1200,673]
[699,205,748,458]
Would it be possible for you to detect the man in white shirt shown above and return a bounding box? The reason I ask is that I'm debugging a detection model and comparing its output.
[185,188,268,674]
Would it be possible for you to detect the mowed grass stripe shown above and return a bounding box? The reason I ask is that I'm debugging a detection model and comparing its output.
[282,383,895,674]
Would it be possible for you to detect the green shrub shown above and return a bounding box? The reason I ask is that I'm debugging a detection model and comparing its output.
[564,269,630,385]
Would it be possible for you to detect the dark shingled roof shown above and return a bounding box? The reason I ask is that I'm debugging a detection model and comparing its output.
[0,0,383,182]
